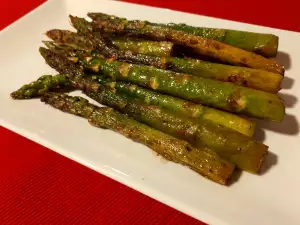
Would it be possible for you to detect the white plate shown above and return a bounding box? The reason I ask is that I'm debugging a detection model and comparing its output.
[1,0,299,224]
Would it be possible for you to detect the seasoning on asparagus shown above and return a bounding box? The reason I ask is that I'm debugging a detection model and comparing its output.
[41,92,235,185]
[46,29,174,57]
[38,49,267,172]
[149,22,279,58]
[86,13,284,74]
[68,17,164,68]
[45,29,283,93]
[52,49,284,121]
[10,75,72,99]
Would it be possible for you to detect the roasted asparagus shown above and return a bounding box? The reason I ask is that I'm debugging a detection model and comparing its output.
[47,48,284,121]
[85,13,284,74]
[45,29,283,93]
[41,92,235,185]
[37,49,269,172]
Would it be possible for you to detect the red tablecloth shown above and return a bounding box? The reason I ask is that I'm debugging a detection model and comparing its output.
[1,0,299,224]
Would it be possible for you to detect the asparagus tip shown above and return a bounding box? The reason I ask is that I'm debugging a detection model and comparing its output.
[10,91,21,99]
[69,15,92,34]
[45,29,61,40]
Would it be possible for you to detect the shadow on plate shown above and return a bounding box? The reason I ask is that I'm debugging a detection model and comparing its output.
[259,151,278,175]
[276,51,292,70]
[253,126,266,142]
[255,113,299,136]
[279,92,298,108]
[281,76,295,89]
[228,151,278,186]
[228,169,243,186]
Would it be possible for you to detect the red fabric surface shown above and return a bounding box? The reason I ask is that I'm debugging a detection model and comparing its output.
[0,0,298,224]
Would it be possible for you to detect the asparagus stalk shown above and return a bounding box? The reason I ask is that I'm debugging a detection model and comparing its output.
[88,13,279,57]
[95,76,255,136]
[38,49,267,172]
[55,50,284,121]
[165,57,283,93]
[68,18,165,68]
[150,23,278,58]
[41,92,235,185]
[46,29,174,57]
[85,86,267,173]
[45,29,283,93]
[11,72,264,172]
[10,75,72,99]
[86,13,284,74]
[10,71,255,137]
[45,30,94,51]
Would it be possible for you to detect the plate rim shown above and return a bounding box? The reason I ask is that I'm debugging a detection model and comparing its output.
[0,1,298,225]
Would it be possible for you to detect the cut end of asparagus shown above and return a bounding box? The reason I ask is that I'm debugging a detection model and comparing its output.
[254,34,279,58]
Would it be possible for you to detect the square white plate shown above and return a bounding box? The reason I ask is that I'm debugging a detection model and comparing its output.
[1,0,299,224]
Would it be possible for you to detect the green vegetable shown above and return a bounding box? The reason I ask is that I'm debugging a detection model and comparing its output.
[10,70,255,136]
[38,49,266,172]
[151,23,278,58]
[72,53,285,121]
[95,76,255,136]
[86,13,284,74]
[10,75,72,99]
[85,86,267,173]
[111,38,173,57]
[41,92,235,185]
[46,29,282,93]
[165,57,283,93]
[46,29,174,57]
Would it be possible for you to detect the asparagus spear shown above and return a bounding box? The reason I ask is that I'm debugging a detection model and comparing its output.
[41,92,235,185]
[68,18,165,68]
[10,75,72,99]
[86,13,284,74]
[11,72,264,172]
[10,71,255,137]
[45,30,94,51]
[150,23,278,58]
[165,57,283,93]
[9,61,255,136]
[88,13,279,57]
[38,49,267,172]
[54,50,284,121]
[95,76,256,136]
[46,29,283,93]
[46,29,174,57]
[85,86,267,173]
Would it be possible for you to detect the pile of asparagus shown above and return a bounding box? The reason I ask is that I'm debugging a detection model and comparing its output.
[11,13,286,185]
